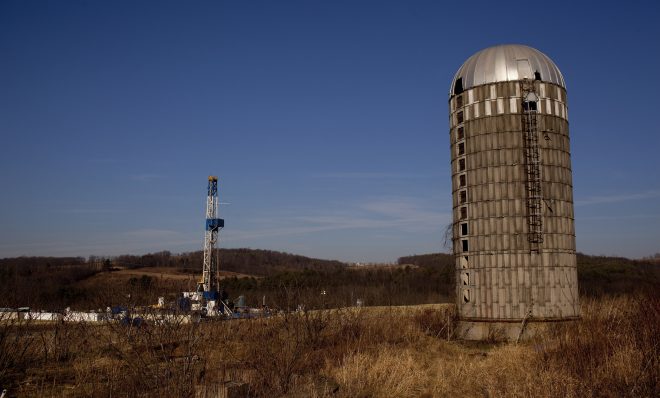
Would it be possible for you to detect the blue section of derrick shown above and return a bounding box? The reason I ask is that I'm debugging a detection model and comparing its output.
[206,218,224,231]
[208,180,218,196]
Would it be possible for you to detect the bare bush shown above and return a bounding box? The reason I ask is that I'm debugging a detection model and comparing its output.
[535,293,659,397]
[413,306,457,339]
[93,313,206,396]
[0,315,34,391]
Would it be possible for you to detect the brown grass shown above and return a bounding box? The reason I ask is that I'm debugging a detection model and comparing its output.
[1,292,657,397]
[325,346,427,397]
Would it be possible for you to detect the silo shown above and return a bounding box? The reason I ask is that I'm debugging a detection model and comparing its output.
[448,44,579,340]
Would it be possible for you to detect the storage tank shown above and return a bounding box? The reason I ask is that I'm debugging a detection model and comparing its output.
[448,44,579,340]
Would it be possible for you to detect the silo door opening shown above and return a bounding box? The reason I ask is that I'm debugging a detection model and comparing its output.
[460,222,468,235]
[460,256,468,269]
[523,101,537,112]
[460,206,467,219]
[453,77,464,95]
[523,91,539,111]
[462,289,471,303]
[461,272,470,286]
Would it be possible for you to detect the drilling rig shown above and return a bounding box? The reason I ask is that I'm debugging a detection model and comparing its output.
[199,176,223,293]
[184,176,225,315]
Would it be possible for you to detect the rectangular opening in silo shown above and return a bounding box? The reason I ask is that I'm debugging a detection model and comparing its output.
[453,78,464,95]
[460,206,467,219]
[460,190,467,203]
[456,95,463,108]
[461,223,468,235]
[460,256,468,269]
[463,289,470,303]
[458,142,465,155]
[457,111,464,124]
[523,101,537,112]
[457,126,464,140]
[459,158,466,171]
[462,239,469,252]
[462,272,470,285]
[459,174,466,187]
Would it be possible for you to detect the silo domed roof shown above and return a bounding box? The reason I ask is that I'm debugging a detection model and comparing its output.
[450,44,565,94]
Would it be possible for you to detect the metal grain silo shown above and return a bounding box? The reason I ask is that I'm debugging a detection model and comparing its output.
[448,44,579,340]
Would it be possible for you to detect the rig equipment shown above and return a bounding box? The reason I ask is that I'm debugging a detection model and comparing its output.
[197,176,224,303]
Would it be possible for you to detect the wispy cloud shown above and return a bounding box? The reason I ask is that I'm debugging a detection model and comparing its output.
[224,197,450,241]
[0,232,198,258]
[579,214,660,221]
[60,208,122,214]
[130,173,164,181]
[575,190,660,206]
[311,172,431,179]
[121,229,200,248]
[123,229,180,239]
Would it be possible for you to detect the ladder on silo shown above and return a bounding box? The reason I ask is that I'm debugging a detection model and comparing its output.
[521,80,543,251]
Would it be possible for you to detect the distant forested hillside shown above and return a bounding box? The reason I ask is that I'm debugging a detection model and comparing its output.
[0,256,87,268]
[2,250,657,310]
[397,253,454,269]
[397,252,660,296]
[0,249,345,277]
[111,248,346,276]
[576,253,659,295]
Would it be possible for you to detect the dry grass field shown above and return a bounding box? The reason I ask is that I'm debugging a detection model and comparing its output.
[1,292,658,397]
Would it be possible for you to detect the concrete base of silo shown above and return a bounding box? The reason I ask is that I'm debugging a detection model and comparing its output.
[456,318,579,341]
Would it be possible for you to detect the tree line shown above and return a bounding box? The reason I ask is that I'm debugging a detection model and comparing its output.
[1,249,658,311]
[111,248,346,275]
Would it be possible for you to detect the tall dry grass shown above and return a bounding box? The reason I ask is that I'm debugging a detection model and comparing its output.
[324,346,427,398]
[1,293,657,397]
[534,293,659,397]
[428,292,659,397]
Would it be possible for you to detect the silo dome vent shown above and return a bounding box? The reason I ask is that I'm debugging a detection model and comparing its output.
[450,44,565,95]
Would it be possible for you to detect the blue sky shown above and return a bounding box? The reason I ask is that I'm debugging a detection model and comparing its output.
[1,0,659,262]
